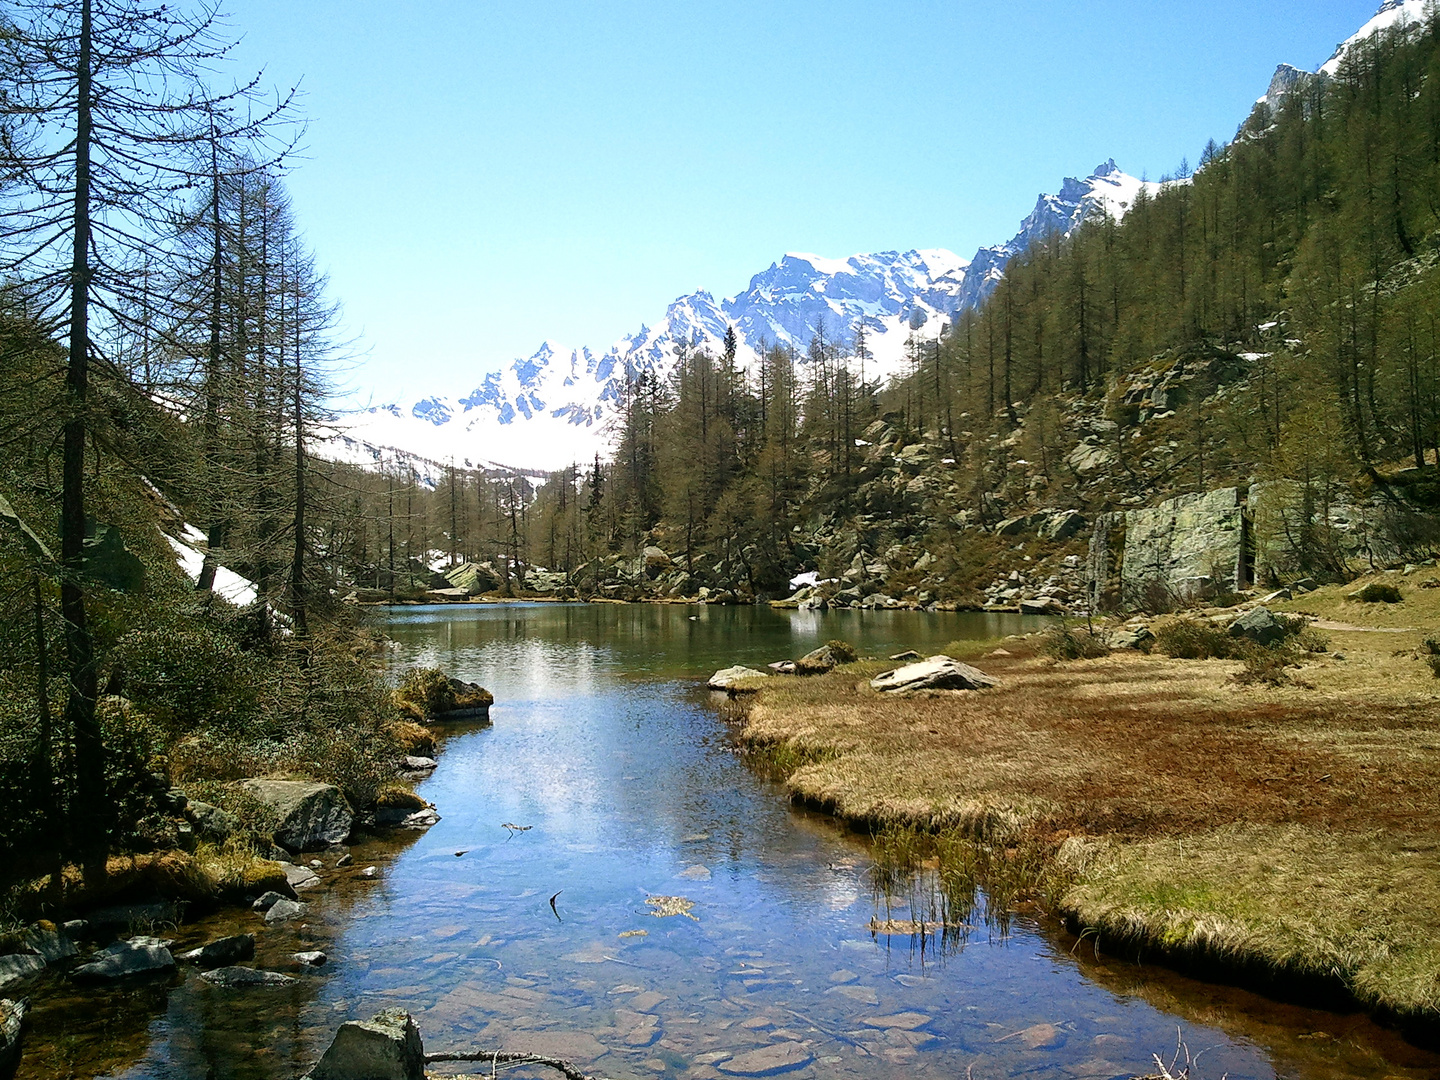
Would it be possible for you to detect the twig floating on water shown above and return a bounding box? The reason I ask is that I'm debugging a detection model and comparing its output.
[424,1049,596,1080]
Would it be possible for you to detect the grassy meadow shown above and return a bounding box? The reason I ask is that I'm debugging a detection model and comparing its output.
[737,573,1440,1032]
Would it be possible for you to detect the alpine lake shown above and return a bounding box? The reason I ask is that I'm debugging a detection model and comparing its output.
[21,602,1440,1080]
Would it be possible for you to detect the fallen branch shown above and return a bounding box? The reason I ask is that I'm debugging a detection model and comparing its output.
[424,1050,599,1080]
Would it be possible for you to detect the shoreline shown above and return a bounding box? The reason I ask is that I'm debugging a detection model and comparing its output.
[729,580,1440,1049]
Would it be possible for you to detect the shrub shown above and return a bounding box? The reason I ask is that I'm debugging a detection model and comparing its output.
[824,639,858,664]
[1232,646,1294,686]
[1153,617,1236,660]
[1040,621,1110,661]
[109,627,261,733]
[1350,582,1402,603]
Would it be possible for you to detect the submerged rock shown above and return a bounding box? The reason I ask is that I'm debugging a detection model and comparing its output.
[252,891,289,912]
[178,934,255,969]
[708,666,769,692]
[201,966,296,988]
[239,779,354,853]
[308,1009,425,1080]
[870,656,998,694]
[70,939,175,983]
[717,1041,813,1076]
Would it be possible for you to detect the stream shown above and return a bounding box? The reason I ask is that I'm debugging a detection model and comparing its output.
[21,602,1440,1080]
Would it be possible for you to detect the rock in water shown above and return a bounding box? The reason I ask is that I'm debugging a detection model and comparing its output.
[1229,606,1286,647]
[0,998,26,1080]
[70,940,175,983]
[870,656,999,694]
[294,951,328,966]
[200,966,296,988]
[264,899,309,924]
[281,862,322,891]
[239,779,354,853]
[309,1009,425,1080]
[399,808,440,830]
[0,958,43,994]
[178,934,256,969]
[794,645,841,674]
[707,666,769,692]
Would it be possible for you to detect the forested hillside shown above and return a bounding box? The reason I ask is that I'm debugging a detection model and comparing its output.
[391,6,1440,605]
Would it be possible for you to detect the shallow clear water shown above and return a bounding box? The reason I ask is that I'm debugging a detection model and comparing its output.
[23,603,1440,1080]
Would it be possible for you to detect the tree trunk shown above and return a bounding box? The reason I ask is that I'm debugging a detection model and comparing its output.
[63,0,106,864]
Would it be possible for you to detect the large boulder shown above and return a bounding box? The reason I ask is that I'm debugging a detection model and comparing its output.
[239,779,354,853]
[1229,606,1287,647]
[443,561,501,596]
[640,546,672,579]
[1018,597,1066,616]
[0,998,26,1080]
[1041,510,1087,541]
[708,666,769,692]
[70,939,175,983]
[870,656,999,694]
[308,1009,425,1080]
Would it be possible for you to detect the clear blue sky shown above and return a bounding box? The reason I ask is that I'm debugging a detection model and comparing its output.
[226,1,1388,403]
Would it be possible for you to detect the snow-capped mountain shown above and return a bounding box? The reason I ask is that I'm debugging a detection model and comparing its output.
[335,160,1148,473]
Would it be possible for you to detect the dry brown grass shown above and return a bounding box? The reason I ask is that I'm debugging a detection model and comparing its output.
[741,632,1440,1022]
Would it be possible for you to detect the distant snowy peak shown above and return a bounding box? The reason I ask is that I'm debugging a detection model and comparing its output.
[334,160,1148,472]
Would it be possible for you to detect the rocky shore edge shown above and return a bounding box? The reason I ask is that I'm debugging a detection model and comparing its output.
[0,670,494,1080]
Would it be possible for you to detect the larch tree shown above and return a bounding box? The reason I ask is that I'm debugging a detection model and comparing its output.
[0,0,296,860]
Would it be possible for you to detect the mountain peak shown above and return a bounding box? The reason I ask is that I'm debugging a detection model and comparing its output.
[335,161,1139,471]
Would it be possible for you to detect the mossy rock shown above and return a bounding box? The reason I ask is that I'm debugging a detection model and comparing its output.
[374,784,426,811]
[393,667,493,720]
[389,720,435,756]
[240,860,291,896]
